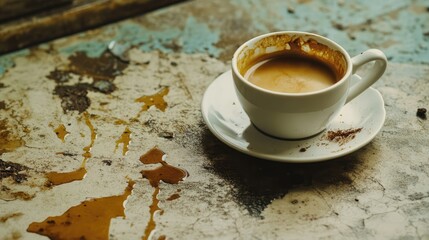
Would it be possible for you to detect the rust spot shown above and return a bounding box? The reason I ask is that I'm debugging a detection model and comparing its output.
[46,69,72,83]
[68,51,128,80]
[54,84,91,113]
[0,159,29,183]
[0,119,24,155]
[48,51,128,113]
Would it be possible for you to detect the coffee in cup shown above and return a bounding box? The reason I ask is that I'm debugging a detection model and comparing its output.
[232,31,387,139]
[244,52,339,93]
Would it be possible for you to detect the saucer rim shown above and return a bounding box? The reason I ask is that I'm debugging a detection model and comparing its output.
[201,70,386,163]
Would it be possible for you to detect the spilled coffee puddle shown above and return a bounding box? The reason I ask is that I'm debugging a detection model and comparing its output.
[27,180,135,240]
[46,112,96,186]
[139,147,188,240]
[115,127,131,156]
[45,164,87,187]
[0,119,24,155]
[135,87,169,119]
[48,51,128,113]
[53,124,70,143]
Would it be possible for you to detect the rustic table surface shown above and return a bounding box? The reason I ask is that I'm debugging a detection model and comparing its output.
[1,0,428,239]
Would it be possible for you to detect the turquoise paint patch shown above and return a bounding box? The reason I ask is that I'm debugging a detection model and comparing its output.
[112,22,181,53]
[114,18,221,56]
[58,17,221,58]
[231,0,428,63]
[181,16,220,56]
[0,49,31,78]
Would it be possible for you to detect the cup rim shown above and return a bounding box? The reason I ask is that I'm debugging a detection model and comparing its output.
[232,31,353,97]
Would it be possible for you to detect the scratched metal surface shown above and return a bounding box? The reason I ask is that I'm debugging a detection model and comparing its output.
[0,0,428,239]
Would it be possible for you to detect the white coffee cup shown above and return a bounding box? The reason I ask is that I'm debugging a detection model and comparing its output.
[232,31,387,139]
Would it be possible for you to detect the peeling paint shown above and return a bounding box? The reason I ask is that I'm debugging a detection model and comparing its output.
[57,16,221,58]
[0,49,30,77]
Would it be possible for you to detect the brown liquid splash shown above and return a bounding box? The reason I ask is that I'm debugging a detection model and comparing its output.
[140,147,188,240]
[27,180,135,240]
[135,87,169,119]
[45,160,87,186]
[46,112,96,186]
[54,124,69,143]
[115,127,131,156]
[143,187,161,240]
[82,112,96,160]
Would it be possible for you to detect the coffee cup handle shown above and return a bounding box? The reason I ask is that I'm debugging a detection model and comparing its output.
[346,49,387,103]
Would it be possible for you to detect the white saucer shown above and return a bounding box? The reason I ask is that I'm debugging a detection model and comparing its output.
[201,70,386,163]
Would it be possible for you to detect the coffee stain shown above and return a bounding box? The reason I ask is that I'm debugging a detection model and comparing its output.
[135,87,169,118]
[326,128,363,146]
[55,152,77,157]
[299,146,311,152]
[54,124,70,143]
[0,159,28,183]
[1,187,34,201]
[0,212,23,223]
[166,192,180,201]
[48,51,128,113]
[82,112,96,160]
[114,119,129,125]
[115,127,131,156]
[139,147,188,240]
[143,187,161,240]
[0,119,24,155]
[46,112,96,186]
[27,180,135,240]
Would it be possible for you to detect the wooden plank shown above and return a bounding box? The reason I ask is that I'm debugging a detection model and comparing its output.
[0,0,72,21]
[0,0,186,54]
